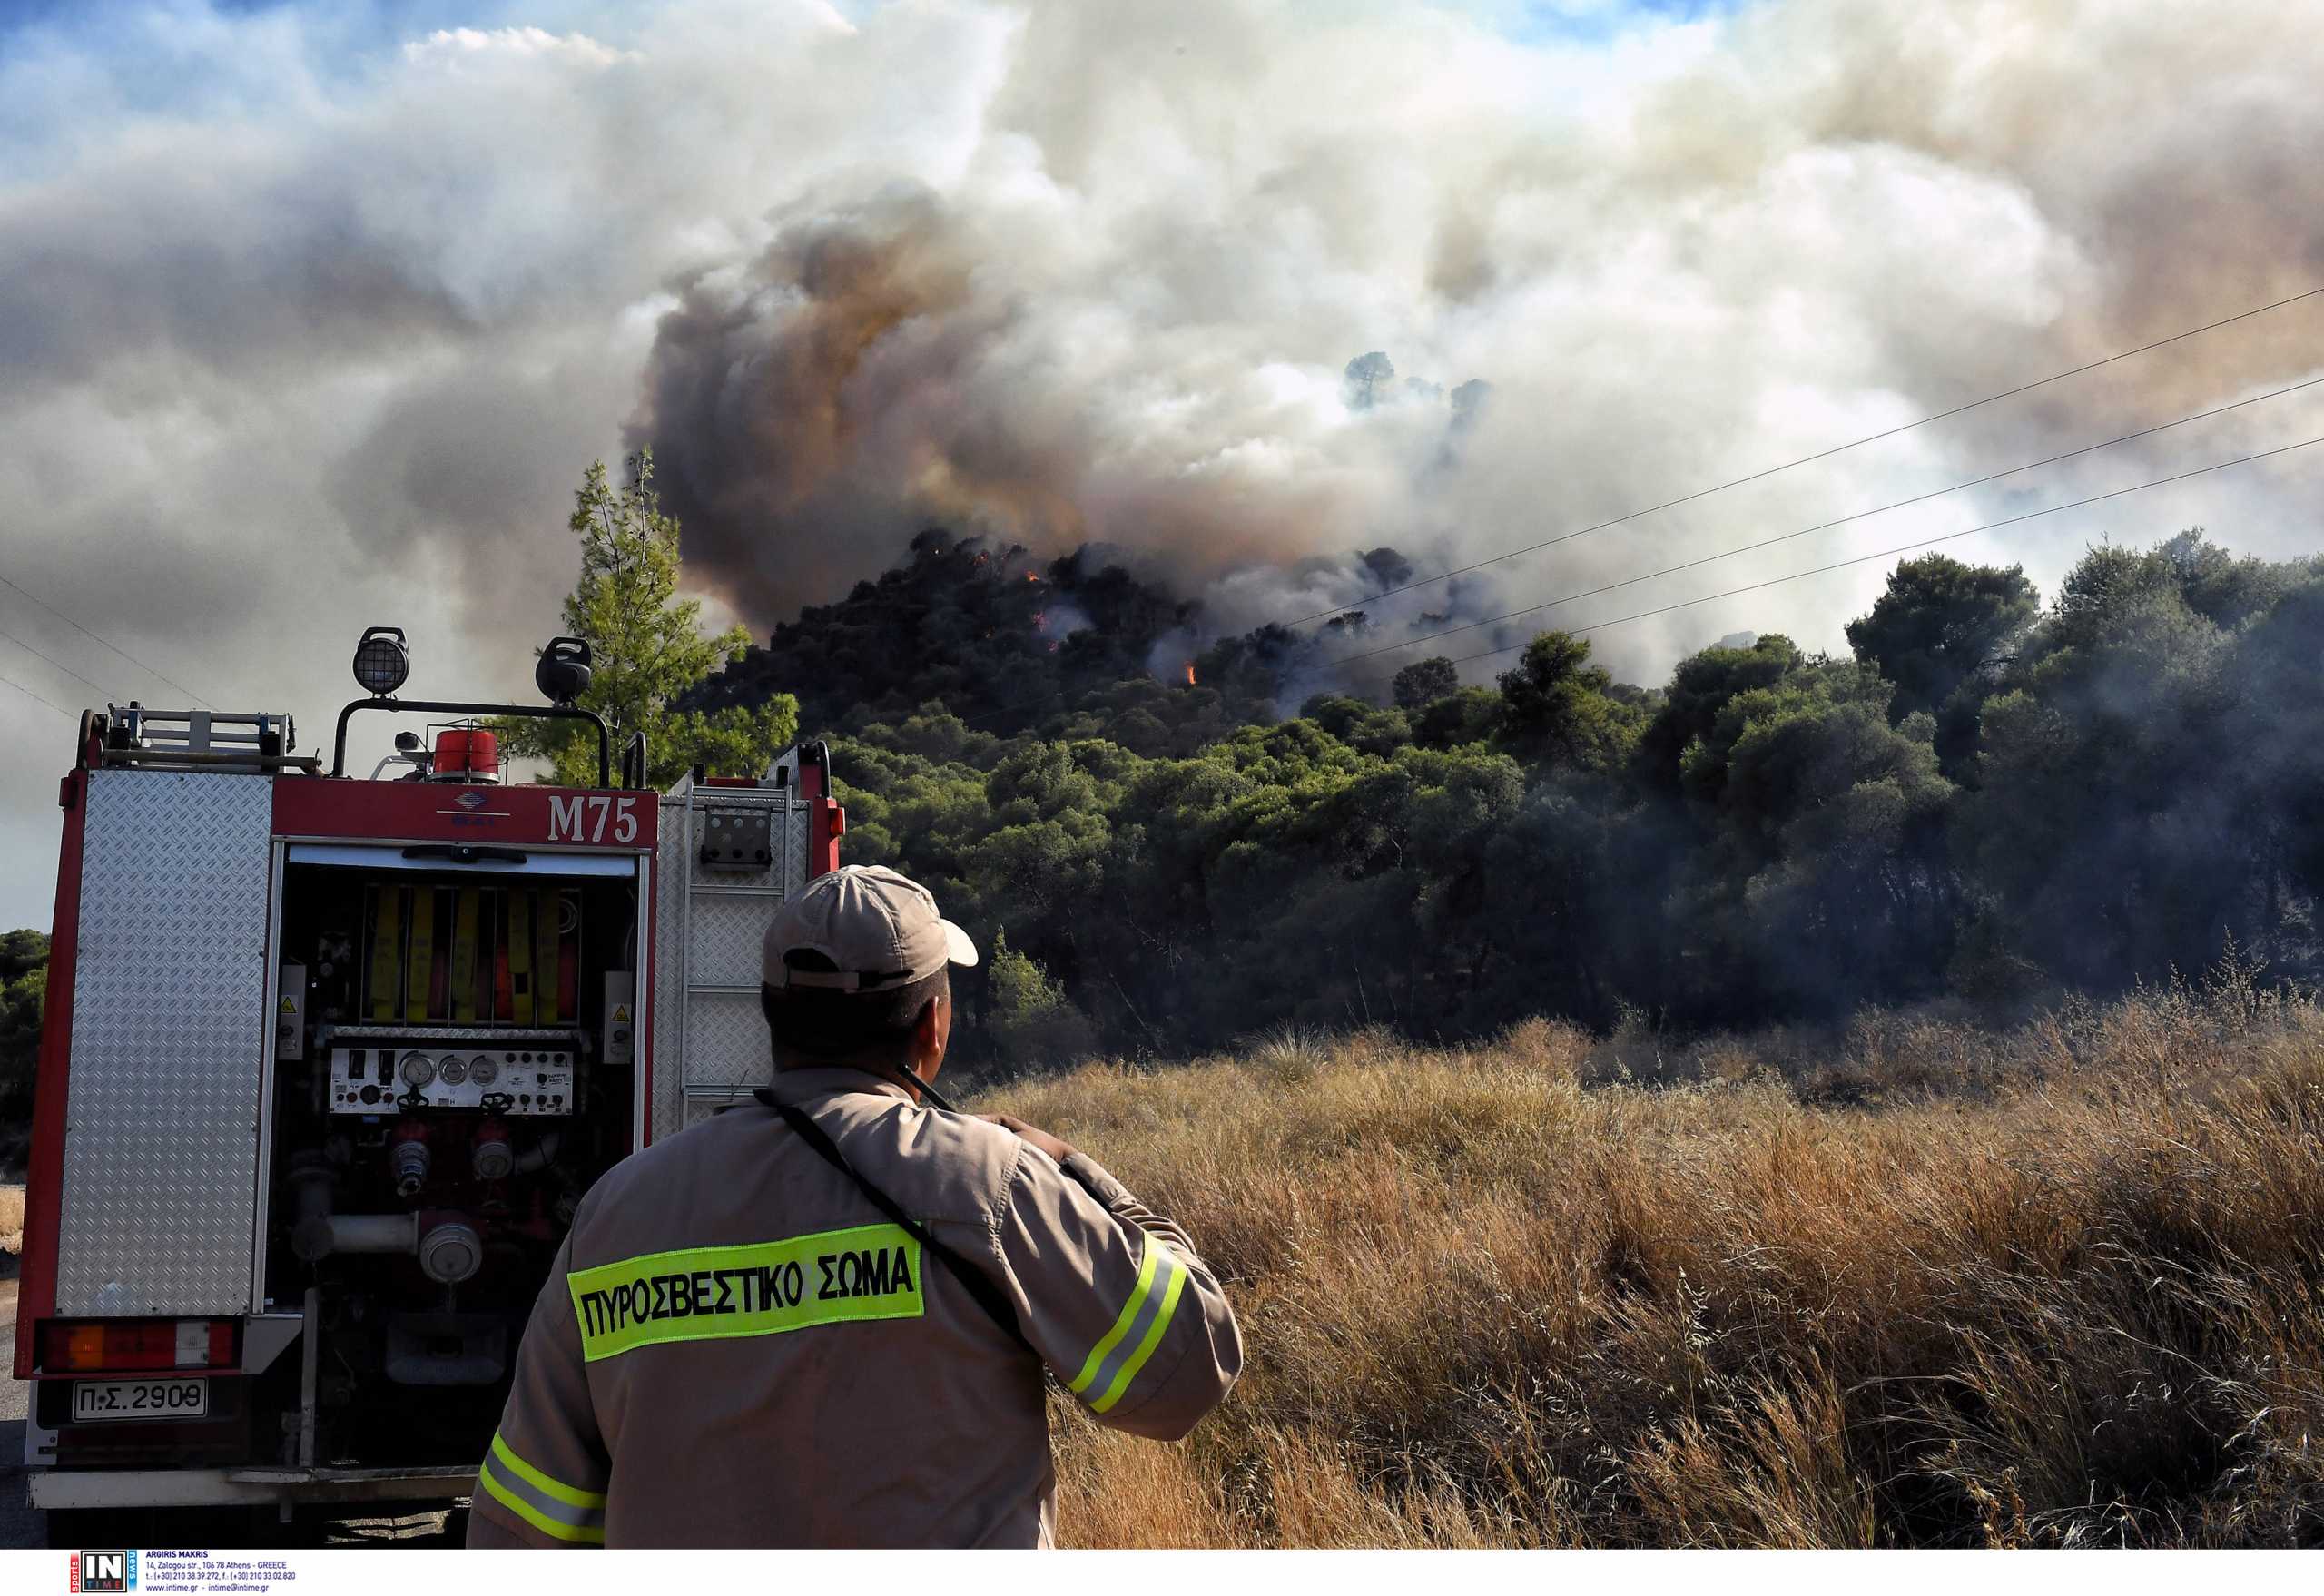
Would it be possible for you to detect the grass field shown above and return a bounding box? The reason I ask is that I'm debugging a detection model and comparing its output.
[0,1184,21,1273]
[988,964,2324,1547]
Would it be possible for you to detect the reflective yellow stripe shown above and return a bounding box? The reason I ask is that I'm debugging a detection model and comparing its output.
[478,1461,605,1544]
[1090,1252,1187,1414]
[566,1226,924,1363]
[1069,1239,1164,1395]
[491,1432,605,1509]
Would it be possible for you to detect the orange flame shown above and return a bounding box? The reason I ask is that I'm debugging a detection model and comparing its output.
[1184,660,1197,686]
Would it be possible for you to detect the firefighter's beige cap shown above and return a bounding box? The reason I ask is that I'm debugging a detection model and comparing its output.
[762,864,979,991]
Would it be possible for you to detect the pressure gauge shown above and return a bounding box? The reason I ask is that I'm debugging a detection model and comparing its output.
[437,1056,468,1086]
[399,1053,437,1088]
[468,1057,498,1086]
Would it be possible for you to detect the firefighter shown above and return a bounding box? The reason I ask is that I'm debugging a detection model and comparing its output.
[467,863,1243,1548]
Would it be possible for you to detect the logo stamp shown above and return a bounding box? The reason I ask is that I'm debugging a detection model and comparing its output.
[70,1551,137,1593]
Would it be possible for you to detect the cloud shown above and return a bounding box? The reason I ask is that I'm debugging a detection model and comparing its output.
[400,25,629,67]
[626,0,2324,696]
[4,0,2324,926]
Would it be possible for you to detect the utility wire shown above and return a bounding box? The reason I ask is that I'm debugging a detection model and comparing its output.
[1331,374,2324,665]
[1289,282,2324,628]
[0,620,114,700]
[943,410,2324,738]
[900,291,2324,735]
[0,572,215,709]
[0,667,74,718]
[1432,433,2324,667]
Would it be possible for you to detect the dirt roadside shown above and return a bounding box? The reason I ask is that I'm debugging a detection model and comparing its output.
[4,1276,37,1549]
[1,1181,22,1282]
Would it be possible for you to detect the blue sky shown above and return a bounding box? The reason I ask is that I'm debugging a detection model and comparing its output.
[0,0,1740,55]
[0,0,480,56]
[1478,0,1736,43]
[0,0,481,29]
[0,0,1741,175]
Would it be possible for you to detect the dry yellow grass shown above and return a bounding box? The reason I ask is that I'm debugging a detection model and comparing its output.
[982,973,2324,1548]
[0,1183,24,1255]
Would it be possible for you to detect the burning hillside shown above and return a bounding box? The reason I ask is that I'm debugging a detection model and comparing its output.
[679,528,1417,738]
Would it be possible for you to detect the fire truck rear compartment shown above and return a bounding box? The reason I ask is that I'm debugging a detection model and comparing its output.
[258,855,639,1465]
[25,722,831,1517]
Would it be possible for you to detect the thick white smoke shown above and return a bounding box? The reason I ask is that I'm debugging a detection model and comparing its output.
[632,0,2324,692]
[3,0,2322,926]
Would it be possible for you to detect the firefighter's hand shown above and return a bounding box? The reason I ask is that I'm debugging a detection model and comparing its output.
[981,1113,1078,1167]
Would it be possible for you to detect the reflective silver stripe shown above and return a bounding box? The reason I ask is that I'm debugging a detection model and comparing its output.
[1081,1242,1177,1403]
[478,1447,606,1540]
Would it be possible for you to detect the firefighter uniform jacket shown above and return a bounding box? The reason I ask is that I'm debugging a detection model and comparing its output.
[466,1066,1243,1548]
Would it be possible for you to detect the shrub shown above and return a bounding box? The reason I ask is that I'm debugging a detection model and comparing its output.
[984,976,2324,1547]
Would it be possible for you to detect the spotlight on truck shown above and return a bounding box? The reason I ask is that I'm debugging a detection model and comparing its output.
[535,635,594,706]
[352,626,410,696]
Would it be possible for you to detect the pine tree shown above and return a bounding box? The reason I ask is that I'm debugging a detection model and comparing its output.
[500,452,798,786]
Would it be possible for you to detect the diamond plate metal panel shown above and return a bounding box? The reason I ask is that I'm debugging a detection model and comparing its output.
[785,805,810,884]
[650,788,812,1142]
[683,991,774,1089]
[55,770,273,1315]
[685,895,778,990]
[652,798,687,1141]
[682,799,795,892]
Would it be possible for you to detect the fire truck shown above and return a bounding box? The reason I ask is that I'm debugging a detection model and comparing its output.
[14,628,842,1542]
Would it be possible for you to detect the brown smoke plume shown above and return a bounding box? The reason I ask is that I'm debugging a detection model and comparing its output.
[623,0,2324,675]
[10,0,2324,889]
[631,183,1407,628]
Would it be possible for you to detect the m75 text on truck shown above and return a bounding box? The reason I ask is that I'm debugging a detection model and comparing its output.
[15,627,842,1542]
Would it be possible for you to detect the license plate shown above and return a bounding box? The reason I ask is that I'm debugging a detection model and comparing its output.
[72,1377,209,1423]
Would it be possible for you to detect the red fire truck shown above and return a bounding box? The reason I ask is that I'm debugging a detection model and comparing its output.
[14,628,842,1542]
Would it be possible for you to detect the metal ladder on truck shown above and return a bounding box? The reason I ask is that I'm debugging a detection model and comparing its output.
[655,758,815,1138]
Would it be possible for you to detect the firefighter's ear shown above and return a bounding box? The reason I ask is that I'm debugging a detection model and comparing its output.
[914,985,951,1069]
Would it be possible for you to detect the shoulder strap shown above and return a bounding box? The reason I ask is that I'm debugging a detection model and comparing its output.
[757,1091,1034,1352]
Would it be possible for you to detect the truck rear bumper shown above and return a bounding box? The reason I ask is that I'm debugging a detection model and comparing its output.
[31,1464,475,1512]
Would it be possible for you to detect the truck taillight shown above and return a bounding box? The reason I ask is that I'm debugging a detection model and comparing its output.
[40,1318,239,1374]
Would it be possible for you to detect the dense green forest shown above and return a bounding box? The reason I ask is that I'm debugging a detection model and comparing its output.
[9,513,2319,1086]
[681,522,2324,1069]
[1,929,47,1159]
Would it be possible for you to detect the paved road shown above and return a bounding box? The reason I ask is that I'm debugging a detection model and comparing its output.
[3,1278,40,1549]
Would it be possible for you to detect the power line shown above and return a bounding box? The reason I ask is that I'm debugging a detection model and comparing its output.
[1289,281,2324,628]
[891,289,2324,736]
[0,667,74,718]
[0,573,215,709]
[0,620,114,700]
[942,420,2321,733]
[1433,432,2324,667]
[1331,374,2324,666]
